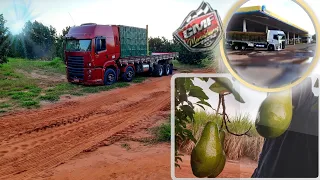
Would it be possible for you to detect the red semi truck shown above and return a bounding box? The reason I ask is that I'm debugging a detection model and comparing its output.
[64,23,179,85]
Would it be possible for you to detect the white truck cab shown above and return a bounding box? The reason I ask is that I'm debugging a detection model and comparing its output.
[267,30,286,51]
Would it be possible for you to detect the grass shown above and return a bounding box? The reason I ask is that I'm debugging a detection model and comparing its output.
[179,111,264,161]
[172,59,213,72]
[121,143,131,150]
[153,122,171,142]
[0,57,148,113]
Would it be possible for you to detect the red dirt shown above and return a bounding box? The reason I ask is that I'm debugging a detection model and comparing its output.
[0,70,256,180]
[175,155,256,178]
[0,76,171,180]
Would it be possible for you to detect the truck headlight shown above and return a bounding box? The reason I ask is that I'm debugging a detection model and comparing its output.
[88,63,92,67]
[88,70,92,74]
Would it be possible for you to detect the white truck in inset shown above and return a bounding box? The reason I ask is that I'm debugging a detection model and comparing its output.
[226,30,286,51]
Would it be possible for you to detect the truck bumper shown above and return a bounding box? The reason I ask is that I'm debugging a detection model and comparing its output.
[67,67,104,85]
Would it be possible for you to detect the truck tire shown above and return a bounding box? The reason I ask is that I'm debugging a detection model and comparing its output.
[163,64,170,76]
[169,63,173,75]
[232,44,240,50]
[121,66,135,82]
[241,44,247,51]
[153,64,163,77]
[104,68,117,85]
[268,45,275,51]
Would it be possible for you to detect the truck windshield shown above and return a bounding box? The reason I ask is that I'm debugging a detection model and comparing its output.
[66,39,91,52]
[278,34,285,40]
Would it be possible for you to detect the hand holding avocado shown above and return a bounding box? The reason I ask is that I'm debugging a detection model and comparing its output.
[255,89,293,138]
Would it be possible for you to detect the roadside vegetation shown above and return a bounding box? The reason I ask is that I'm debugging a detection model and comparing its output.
[0,57,146,114]
[153,121,171,142]
[179,111,264,162]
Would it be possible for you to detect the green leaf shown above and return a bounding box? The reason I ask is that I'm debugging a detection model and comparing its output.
[212,77,245,103]
[180,105,195,121]
[178,93,188,103]
[197,100,212,108]
[176,157,182,162]
[183,129,196,143]
[209,82,229,94]
[175,163,181,169]
[315,78,319,88]
[188,101,195,109]
[195,103,205,110]
[185,78,193,91]
[199,77,210,82]
[189,86,209,100]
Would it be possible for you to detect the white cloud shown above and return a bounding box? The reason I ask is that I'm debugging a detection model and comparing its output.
[1,0,317,38]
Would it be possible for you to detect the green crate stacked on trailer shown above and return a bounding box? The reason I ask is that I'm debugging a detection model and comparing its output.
[119,25,147,58]
[227,31,267,42]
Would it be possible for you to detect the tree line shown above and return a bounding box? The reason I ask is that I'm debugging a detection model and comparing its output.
[0,14,211,65]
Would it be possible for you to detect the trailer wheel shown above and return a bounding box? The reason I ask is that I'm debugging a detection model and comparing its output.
[153,64,163,77]
[163,64,170,76]
[121,66,135,82]
[169,63,173,75]
[241,44,247,50]
[104,68,117,85]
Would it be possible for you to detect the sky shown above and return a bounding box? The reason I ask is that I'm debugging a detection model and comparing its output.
[0,0,318,38]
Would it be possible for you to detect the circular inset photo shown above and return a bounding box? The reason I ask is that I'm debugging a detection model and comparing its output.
[222,0,318,89]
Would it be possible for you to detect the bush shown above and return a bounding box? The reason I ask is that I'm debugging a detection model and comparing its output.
[155,123,171,142]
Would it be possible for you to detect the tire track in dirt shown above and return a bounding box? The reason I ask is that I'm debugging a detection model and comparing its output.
[0,78,166,142]
[0,76,171,180]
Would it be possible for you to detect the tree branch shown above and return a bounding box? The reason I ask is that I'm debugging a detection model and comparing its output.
[221,94,251,137]
[216,94,222,116]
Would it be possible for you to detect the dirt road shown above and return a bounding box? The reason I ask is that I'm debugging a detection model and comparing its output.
[0,76,171,180]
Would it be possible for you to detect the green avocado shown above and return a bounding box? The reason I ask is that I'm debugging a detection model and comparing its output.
[208,151,226,178]
[208,129,226,178]
[255,89,293,138]
[191,122,224,178]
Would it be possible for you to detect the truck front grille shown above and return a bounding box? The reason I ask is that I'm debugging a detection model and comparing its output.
[67,56,84,80]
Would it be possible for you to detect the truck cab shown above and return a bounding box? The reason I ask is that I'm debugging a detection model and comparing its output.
[64,24,123,85]
[267,30,286,51]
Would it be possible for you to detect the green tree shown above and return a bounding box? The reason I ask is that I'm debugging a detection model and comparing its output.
[173,37,213,65]
[0,14,11,64]
[56,26,71,59]
[9,20,58,60]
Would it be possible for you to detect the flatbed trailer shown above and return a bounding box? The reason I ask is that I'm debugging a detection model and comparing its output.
[226,30,286,51]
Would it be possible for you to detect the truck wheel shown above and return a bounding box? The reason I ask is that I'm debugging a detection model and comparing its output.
[233,45,239,50]
[104,68,117,85]
[268,45,275,51]
[153,64,163,77]
[163,64,170,76]
[121,66,135,82]
[169,63,173,75]
[241,44,247,50]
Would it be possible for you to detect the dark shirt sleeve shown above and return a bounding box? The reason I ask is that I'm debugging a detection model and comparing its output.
[251,77,319,178]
